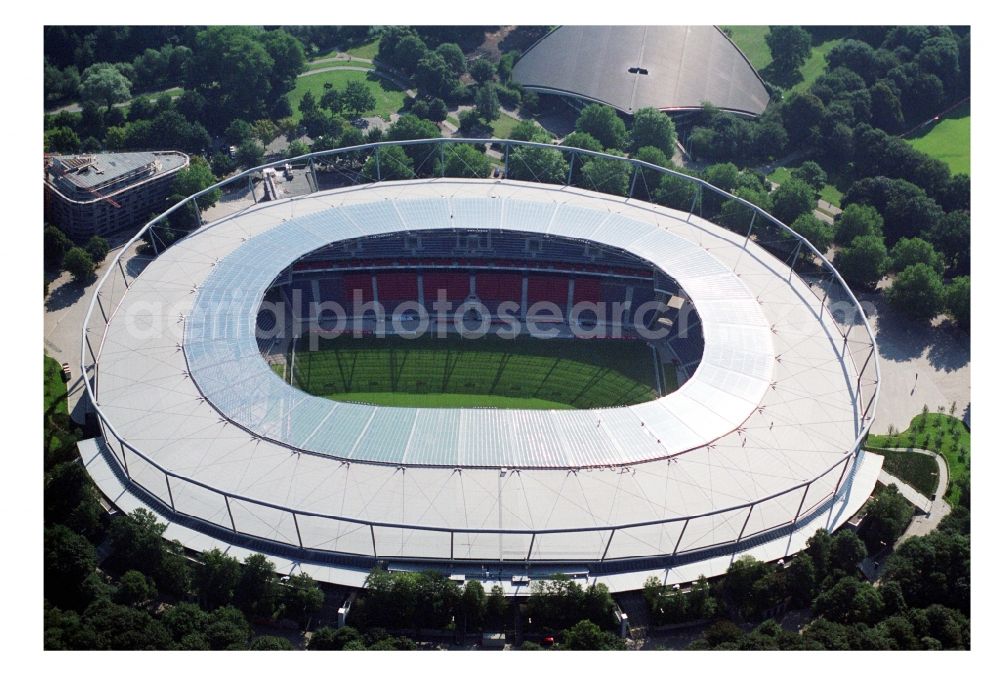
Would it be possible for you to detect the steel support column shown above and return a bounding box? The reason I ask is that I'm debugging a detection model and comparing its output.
[224,495,237,533]
[601,529,616,561]
[164,474,175,510]
[293,513,304,549]
[375,147,381,182]
[672,519,689,557]
[117,258,129,289]
[792,483,811,524]
[736,504,755,542]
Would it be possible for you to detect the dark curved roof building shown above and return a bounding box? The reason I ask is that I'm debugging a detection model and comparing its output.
[512,26,770,117]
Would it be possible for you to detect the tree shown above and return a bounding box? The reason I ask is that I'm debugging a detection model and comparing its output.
[860,484,913,551]
[579,153,631,196]
[80,63,131,112]
[44,525,97,610]
[630,107,676,155]
[869,80,905,132]
[834,234,889,290]
[45,126,81,153]
[235,139,265,168]
[115,570,157,607]
[44,225,71,270]
[829,529,867,575]
[887,263,945,322]
[813,576,885,625]
[443,144,492,178]
[924,210,969,275]
[108,509,191,597]
[435,42,467,74]
[340,80,377,119]
[205,605,252,649]
[362,144,414,181]
[225,118,256,146]
[770,177,816,224]
[485,584,508,628]
[834,203,883,246]
[766,26,812,75]
[508,145,568,184]
[308,625,363,650]
[64,247,96,283]
[785,555,816,607]
[172,156,221,211]
[415,51,459,100]
[890,237,945,274]
[281,572,324,626]
[576,103,628,151]
[791,161,828,191]
[475,82,501,123]
[460,580,487,631]
[560,620,625,650]
[791,213,833,253]
[508,119,547,142]
[84,235,109,263]
[196,549,241,610]
[945,276,970,330]
[250,635,294,650]
[884,530,969,614]
[44,460,102,538]
[470,58,496,84]
[234,554,279,618]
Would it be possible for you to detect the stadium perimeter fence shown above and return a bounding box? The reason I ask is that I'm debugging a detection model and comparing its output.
[80,138,880,569]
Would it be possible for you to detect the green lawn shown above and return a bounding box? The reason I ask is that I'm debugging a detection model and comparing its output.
[867,412,969,507]
[289,69,407,122]
[723,26,772,71]
[327,391,575,410]
[270,362,286,380]
[767,166,842,208]
[490,113,524,139]
[906,102,971,175]
[864,447,940,499]
[44,354,68,416]
[790,39,844,94]
[292,333,662,409]
[345,38,380,61]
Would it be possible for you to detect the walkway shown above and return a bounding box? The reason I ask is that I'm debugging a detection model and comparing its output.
[874,446,951,543]
[298,62,416,99]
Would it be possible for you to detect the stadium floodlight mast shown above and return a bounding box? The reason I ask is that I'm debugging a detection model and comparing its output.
[78,138,880,590]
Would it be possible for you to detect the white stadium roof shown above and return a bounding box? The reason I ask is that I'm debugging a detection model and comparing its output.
[84,176,880,588]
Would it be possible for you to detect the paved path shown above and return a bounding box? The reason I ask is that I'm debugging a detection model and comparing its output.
[874,446,951,542]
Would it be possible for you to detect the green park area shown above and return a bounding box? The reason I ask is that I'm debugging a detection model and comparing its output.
[723,26,771,71]
[766,166,843,207]
[867,411,970,507]
[906,102,971,175]
[289,69,407,122]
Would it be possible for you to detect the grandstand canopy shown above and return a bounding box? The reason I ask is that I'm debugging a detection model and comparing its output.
[512,26,770,117]
[86,177,879,586]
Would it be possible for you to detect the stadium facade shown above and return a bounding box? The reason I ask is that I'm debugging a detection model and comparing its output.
[512,26,770,117]
[78,139,880,592]
[44,151,189,239]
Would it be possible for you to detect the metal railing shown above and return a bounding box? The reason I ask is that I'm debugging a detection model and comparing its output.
[80,138,880,566]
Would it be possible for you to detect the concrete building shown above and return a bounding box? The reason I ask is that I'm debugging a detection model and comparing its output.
[44,151,189,240]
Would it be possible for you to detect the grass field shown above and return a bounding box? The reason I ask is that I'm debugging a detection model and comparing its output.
[345,39,380,60]
[491,113,524,138]
[867,412,969,506]
[767,166,843,208]
[790,39,844,94]
[44,354,68,416]
[723,26,772,71]
[907,102,971,175]
[292,333,664,409]
[864,447,940,499]
[289,69,407,122]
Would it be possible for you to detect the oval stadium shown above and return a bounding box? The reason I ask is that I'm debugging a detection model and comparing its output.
[78,139,882,592]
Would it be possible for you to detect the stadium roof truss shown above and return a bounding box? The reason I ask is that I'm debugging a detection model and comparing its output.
[78,140,880,591]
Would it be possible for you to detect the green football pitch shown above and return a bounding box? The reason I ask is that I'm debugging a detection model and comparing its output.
[290,333,671,409]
